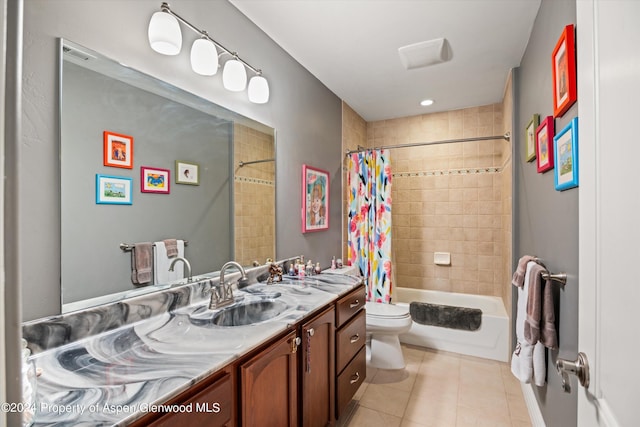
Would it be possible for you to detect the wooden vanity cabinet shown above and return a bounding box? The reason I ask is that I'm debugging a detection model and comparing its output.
[239,330,299,427]
[334,284,366,419]
[129,282,365,427]
[300,306,335,427]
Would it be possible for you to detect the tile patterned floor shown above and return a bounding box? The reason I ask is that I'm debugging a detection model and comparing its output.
[338,345,532,427]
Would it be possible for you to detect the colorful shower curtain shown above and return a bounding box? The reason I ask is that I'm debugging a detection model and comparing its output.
[347,149,392,303]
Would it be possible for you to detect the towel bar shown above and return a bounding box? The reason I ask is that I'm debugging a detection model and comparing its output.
[541,272,567,285]
[531,257,567,285]
[120,241,189,252]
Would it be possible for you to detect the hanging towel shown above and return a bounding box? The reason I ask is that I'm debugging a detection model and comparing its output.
[511,261,546,386]
[525,264,558,349]
[131,242,153,285]
[163,239,178,258]
[512,255,536,287]
[153,240,185,284]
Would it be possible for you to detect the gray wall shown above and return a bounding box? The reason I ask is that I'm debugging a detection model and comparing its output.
[61,62,233,304]
[514,0,578,425]
[21,0,342,320]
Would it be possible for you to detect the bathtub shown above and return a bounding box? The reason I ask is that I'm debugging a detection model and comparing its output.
[395,287,510,362]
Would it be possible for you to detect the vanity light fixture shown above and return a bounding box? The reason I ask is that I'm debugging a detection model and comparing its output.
[147,2,269,103]
[190,35,218,76]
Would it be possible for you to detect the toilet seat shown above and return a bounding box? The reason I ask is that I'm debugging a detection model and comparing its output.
[365,302,410,319]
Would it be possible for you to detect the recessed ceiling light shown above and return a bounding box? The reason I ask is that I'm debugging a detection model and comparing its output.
[420,99,434,106]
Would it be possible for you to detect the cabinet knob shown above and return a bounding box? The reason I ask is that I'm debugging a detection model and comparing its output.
[350,334,360,344]
[349,299,360,309]
[291,336,301,353]
[308,328,315,337]
[349,372,360,384]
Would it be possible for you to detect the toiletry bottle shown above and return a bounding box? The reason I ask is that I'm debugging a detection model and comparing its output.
[331,256,336,270]
[289,262,296,276]
[306,260,313,276]
[315,262,322,275]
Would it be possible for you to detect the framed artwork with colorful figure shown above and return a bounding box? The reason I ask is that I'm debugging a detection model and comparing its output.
[302,164,329,233]
[103,131,133,169]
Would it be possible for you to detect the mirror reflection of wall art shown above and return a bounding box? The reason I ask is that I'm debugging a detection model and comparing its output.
[525,114,539,162]
[552,24,577,118]
[103,131,134,169]
[554,117,579,191]
[96,174,132,205]
[175,160,200,185]
[535,116,555,173]
[141,166,170,194]
[302,164,329,233]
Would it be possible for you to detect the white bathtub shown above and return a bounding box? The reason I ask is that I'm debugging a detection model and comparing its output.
[395,287,510,362]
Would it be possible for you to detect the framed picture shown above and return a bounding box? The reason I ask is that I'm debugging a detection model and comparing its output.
[302,164,329,233]
[103,131,133,169]
[554,117,579,191]
[141,166,170,194]
[552,24,577,118]
[525,114,539,162]
[535,116,555,173]
[96,174,132,205]
[175,160,200,185]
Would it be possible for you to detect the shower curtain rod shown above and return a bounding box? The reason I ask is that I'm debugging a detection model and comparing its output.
[344,132,511,155]
[238,158,275,167]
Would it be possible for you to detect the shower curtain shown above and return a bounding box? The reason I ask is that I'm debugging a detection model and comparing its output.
[347,149,393,303]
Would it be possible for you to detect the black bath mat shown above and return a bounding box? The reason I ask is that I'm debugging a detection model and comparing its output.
[409,302,482,331]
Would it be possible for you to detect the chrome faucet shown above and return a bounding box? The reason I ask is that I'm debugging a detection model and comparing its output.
[169,256,192,283]
[210,261,247,309]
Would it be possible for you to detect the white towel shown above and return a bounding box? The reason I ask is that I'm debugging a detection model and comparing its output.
[511,261,546,386]
[153,240,185,284]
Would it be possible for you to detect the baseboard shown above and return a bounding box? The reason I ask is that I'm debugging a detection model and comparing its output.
[521,382,546,427]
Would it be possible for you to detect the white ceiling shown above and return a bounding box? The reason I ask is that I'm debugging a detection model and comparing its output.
[230,0,541,122]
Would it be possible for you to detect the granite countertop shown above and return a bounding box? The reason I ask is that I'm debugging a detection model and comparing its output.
[24,272,361,426]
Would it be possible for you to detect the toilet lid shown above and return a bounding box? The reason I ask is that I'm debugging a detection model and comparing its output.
[365,301,410,319]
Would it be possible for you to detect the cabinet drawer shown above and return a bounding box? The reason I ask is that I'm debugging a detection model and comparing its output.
[148,372,233,427]
[336,309,366,374]
[335,285,365,328]
[336,346,366,419]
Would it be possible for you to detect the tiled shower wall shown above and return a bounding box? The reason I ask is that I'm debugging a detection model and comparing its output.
[234,124,275,266]
[342,93,513,304]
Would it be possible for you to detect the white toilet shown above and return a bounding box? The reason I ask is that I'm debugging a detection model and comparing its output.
[365,301,413,370]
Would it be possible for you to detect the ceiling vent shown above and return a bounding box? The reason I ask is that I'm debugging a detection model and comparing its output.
[398,37,451,70]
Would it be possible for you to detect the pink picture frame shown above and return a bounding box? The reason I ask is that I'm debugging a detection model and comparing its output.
[536,116,555,173]
[140,166,170,194]
[301,164,329,233]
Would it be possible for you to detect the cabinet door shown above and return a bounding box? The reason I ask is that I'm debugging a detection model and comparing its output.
[301,306,335,427]
[240,330,298,427]
[146,372,234,427]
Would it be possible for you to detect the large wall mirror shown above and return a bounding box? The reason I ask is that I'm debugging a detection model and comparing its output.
[60,40,275,312]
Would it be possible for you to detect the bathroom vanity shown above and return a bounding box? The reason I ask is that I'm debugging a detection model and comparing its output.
[22,270,365,427]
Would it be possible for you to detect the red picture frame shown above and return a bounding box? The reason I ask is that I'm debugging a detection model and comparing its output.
[301,164,329,233]
[103,131,133,169]
[535,116,555,173]
[551,24,577,118]
[140,166,170,194]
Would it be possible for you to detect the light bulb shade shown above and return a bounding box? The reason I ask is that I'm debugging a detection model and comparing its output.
[191,38,219,75]
[248,75,270,103]
[148,11,182,55]
[222,59,247,91]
